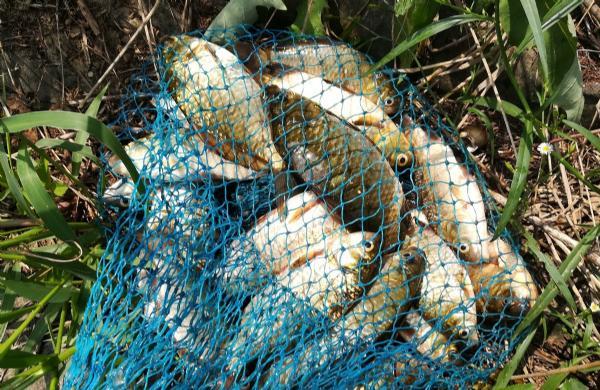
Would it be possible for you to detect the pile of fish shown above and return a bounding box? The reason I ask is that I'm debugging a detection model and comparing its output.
[104,33,539,386]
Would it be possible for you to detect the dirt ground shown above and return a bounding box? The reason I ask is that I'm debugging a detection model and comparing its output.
[1,0,599,387]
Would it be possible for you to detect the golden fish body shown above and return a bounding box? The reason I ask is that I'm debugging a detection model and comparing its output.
[403,226,478,344]
[404,117,490,263]
[226,230,377,372]
[163,35,284,173]
[486,236,538,315]
[262,70,412,168]
[269,87,406,252]
[241,39,399,115]
[265,247,424,386]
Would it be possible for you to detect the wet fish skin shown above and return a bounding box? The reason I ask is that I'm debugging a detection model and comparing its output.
[163,35,284,175]
[403,116,490,263]
[222,192,350,294]
[265,247,425,385]
[398,312,458,364]
[402,225,478,345]
[262,70,412,169]
[225,230,377,374]
[237,39,400,115]
[108,133,259,182]
[268,87,406,253]
[485,236,538,316]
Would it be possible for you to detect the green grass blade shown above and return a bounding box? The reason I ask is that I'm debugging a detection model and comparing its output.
[0,111,142,191]
[72,85,108,176]
[563,119,600,151]
[515,0,582,55]
[0,305,35,323]
[493,325,538,388]
[522,229,576,311]
[16,143,76,242]
[493,121,533,239]
[519,0,548,79]
[0,279,66,359]
[0,350,53,369]
[1,279,76,303]
[0,140,34,218]
[515,223,600,336]
[370,13,489,71]
[35,138,98,163]
[0,264,20,340]
[552,151,600,194]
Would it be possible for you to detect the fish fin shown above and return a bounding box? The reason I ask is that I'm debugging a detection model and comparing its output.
[234,41,263,76]
[274,170,288,222]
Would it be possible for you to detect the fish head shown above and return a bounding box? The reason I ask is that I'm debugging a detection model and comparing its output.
[455,240,490,264]
[373,73,400,116]
[399,246,426,297]
[443,307,479,348]
[162,35,206,65]
[335,231,379,273]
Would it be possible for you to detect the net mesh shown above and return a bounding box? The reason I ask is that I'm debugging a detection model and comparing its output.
[65,26,537,389]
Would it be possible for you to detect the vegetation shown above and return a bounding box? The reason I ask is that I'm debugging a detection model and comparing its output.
[0,0,598,387]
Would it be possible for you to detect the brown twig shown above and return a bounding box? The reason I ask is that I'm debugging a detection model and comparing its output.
[77,0,101,36]
[510,359,600,381]
[79,0,161,109]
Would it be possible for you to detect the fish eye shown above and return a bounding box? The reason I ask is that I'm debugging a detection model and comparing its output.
[458,329,469,339]
[364,240,375,252]
[459,243,469,254]
[396,154,409,167]
[384,97,395,106]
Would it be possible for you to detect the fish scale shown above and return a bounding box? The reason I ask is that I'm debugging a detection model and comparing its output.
[163,35,284,174]
[269,87,405,253]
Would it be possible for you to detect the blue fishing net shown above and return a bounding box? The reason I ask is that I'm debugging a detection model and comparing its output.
[65,26,537,388]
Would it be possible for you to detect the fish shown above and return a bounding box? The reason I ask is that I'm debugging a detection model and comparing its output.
[398,312,458,363]
[235,38,399,115]
[261,69,412,169]
[225,229,377,376]
[221,191,378,294]
[104,180,209,239]
[268,87,406,253]
[403,116,490,263]
[263,247,425,385]
[162,35,287,208]
[108,133,259,182]
[402,225,478,345]
[485,236,538,316]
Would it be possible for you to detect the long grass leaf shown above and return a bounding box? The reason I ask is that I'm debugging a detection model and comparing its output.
[371,14,489,71]
[0,140,34,218]
[522,229,576,311]
[0,265,20,340]
[16,143,76,242]
[0,111,142,191]
[519,0,548,79]
[1,279,75,303]
[493,121,533,239]
[0,279,66,359]
[72,86,107,176]
[493,326,538,388]
[0,305,35,323]
[515,223,600,336]
[0,350,53,369]
[35,138,98,162]
[515,0,582,55]
[563,119,600,151]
